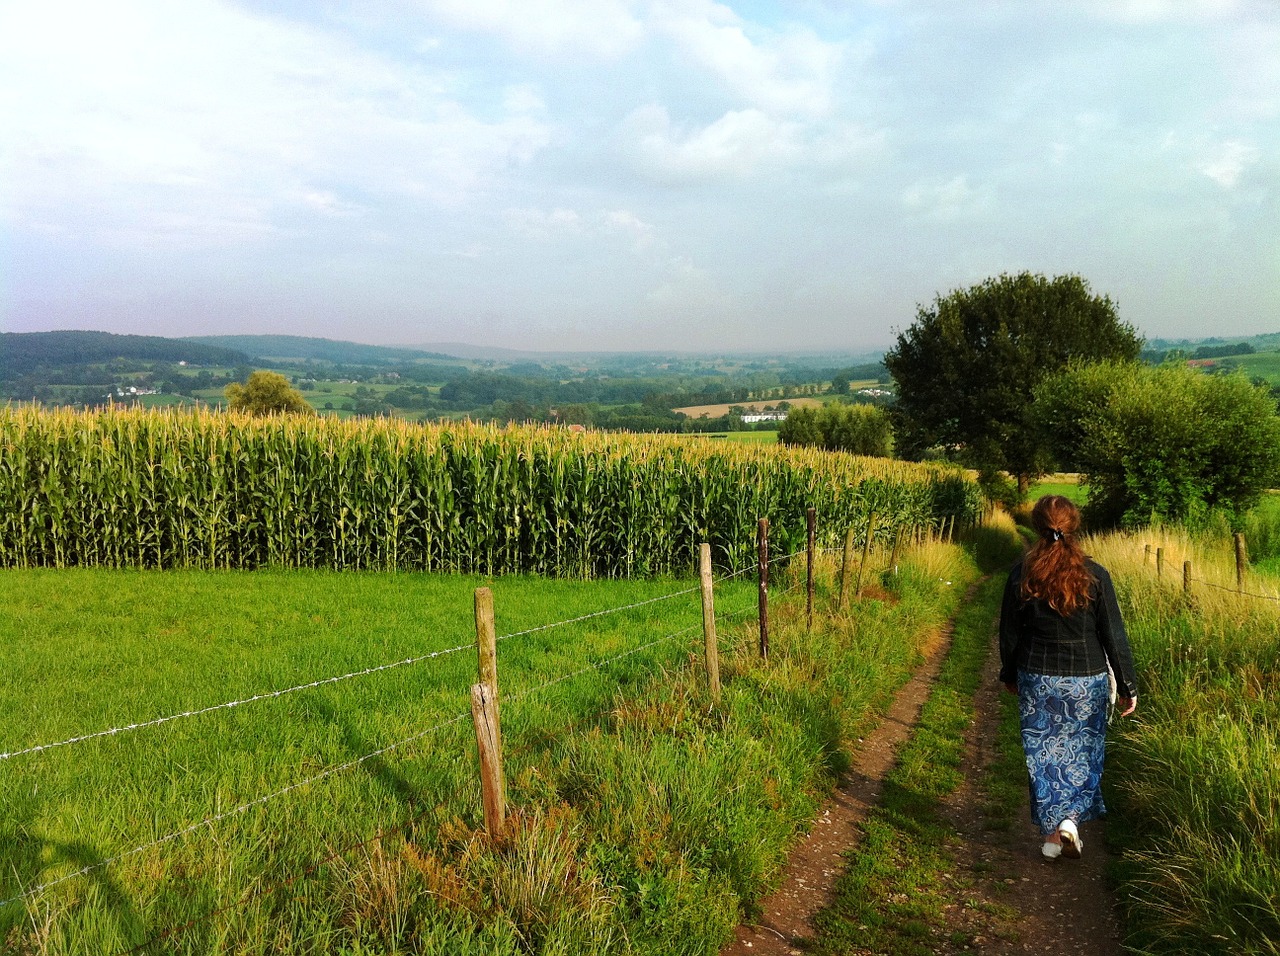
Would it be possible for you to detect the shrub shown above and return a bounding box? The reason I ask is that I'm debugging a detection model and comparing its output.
[1034,361,1280,528]
[778,404,892,457]
[225,370,314,416]
[977,468,1020,510]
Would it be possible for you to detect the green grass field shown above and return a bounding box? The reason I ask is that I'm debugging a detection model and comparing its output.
[1091,528,1280,954]
[1211,350,1280,385]
[0,570,735,953]
[1028,476,1088,506]
[0,545,973,955]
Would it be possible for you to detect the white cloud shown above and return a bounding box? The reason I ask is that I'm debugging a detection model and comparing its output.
[503,84,547,114]
[299,190,365,217]
[901,175,989,221]
[1079,0,1247,23]
[0,0,551,245]
[1198,139,1261,188]
[3,0,1276,350]
[652,0,842,117]
[504,206,659,253]
[416,0,644,57]
[604,209,659,251]
[646,256,731,312]
[504,206,583,239]
[621,104,798,181]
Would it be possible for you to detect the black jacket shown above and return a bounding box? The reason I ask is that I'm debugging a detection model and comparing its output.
[998,558,1138,698]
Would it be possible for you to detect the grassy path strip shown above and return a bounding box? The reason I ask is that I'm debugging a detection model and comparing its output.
[719,580,979,956]
[805,575,1010,956]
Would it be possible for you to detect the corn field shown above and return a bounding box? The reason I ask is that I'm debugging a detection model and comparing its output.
[0,406,981,576]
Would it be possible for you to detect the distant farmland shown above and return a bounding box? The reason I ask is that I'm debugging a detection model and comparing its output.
[672,397,827,419]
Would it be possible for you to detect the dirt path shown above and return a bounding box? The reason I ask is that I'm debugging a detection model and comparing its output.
[933,632,1126,955]
[719,594,1127,956]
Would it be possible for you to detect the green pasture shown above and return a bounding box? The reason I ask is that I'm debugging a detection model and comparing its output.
[1212,350,1280,385]
[0,544,973,954]
[0,570,730,953]
[1028,475,1087,506]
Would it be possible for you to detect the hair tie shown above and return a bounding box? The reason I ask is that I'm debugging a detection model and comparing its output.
[1047,529,1063,542]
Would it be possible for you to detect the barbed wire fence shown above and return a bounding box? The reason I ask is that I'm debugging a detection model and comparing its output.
[0,513,929,952]
[1139,537,1280,605]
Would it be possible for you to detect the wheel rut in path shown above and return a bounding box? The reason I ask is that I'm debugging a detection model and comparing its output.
[718,592,964,956]
[719,585,1128,956]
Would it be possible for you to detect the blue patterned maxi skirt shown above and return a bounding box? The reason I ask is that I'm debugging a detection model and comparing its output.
[1016,671,1111,836]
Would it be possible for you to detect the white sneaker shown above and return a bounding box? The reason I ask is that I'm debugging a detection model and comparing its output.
[1041,841,1063,860]
[1058,819,1083,859]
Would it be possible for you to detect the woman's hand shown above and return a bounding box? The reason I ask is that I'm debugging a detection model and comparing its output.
[1117,694,1137,716]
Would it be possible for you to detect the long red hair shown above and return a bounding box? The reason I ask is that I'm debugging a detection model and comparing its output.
[1021,495,1094,615]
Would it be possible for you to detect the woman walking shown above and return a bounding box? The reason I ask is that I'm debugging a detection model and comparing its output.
[998,495,1138,861]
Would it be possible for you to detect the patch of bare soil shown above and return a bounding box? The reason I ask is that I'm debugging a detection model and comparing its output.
[719,598,1127,956]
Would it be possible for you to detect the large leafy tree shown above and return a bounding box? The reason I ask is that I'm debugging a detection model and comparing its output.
[224,370,314,416]
[1034,361,1280,527]
[884,271,1141,492]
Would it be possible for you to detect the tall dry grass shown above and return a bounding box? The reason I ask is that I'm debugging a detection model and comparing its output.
[1087,526,1280,955]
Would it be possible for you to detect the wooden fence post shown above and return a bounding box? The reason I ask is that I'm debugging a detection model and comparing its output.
[1144,544,1151,565]
[470,682,506,837]
[1235,533,1248,592]
[806,508,816,632]
[475,587,501,755]
[839,526,855,610]
[1183,560,1192,594]
[699,543,721,703]
[1156,547,1164,578]
[855,511,878,599]
[757,518,769,660]
[888,525,903,577]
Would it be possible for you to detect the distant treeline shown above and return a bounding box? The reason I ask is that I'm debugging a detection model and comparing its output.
[1141,340,1259,363]
[181,334,457,366]
[1190,342,1255,359]
[0,331,250,377]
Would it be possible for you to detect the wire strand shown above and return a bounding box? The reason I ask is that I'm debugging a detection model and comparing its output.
[2,611,706,909]
[2,583,707,763]
[495,585,699,643]
[0,707,473,909]
[1185,574,1280,603]
[504,624,701,706]
[110,613,726,953]
[0,641,476,762]
[2,565,779,913]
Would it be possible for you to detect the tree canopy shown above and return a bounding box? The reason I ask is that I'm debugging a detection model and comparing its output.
[1034,361,1280,527]
[778,403,893,457]
[883,271,1142,491]
[225,370,314,416]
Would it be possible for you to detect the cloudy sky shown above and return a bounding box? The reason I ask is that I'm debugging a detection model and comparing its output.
[1,0,1275,353]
